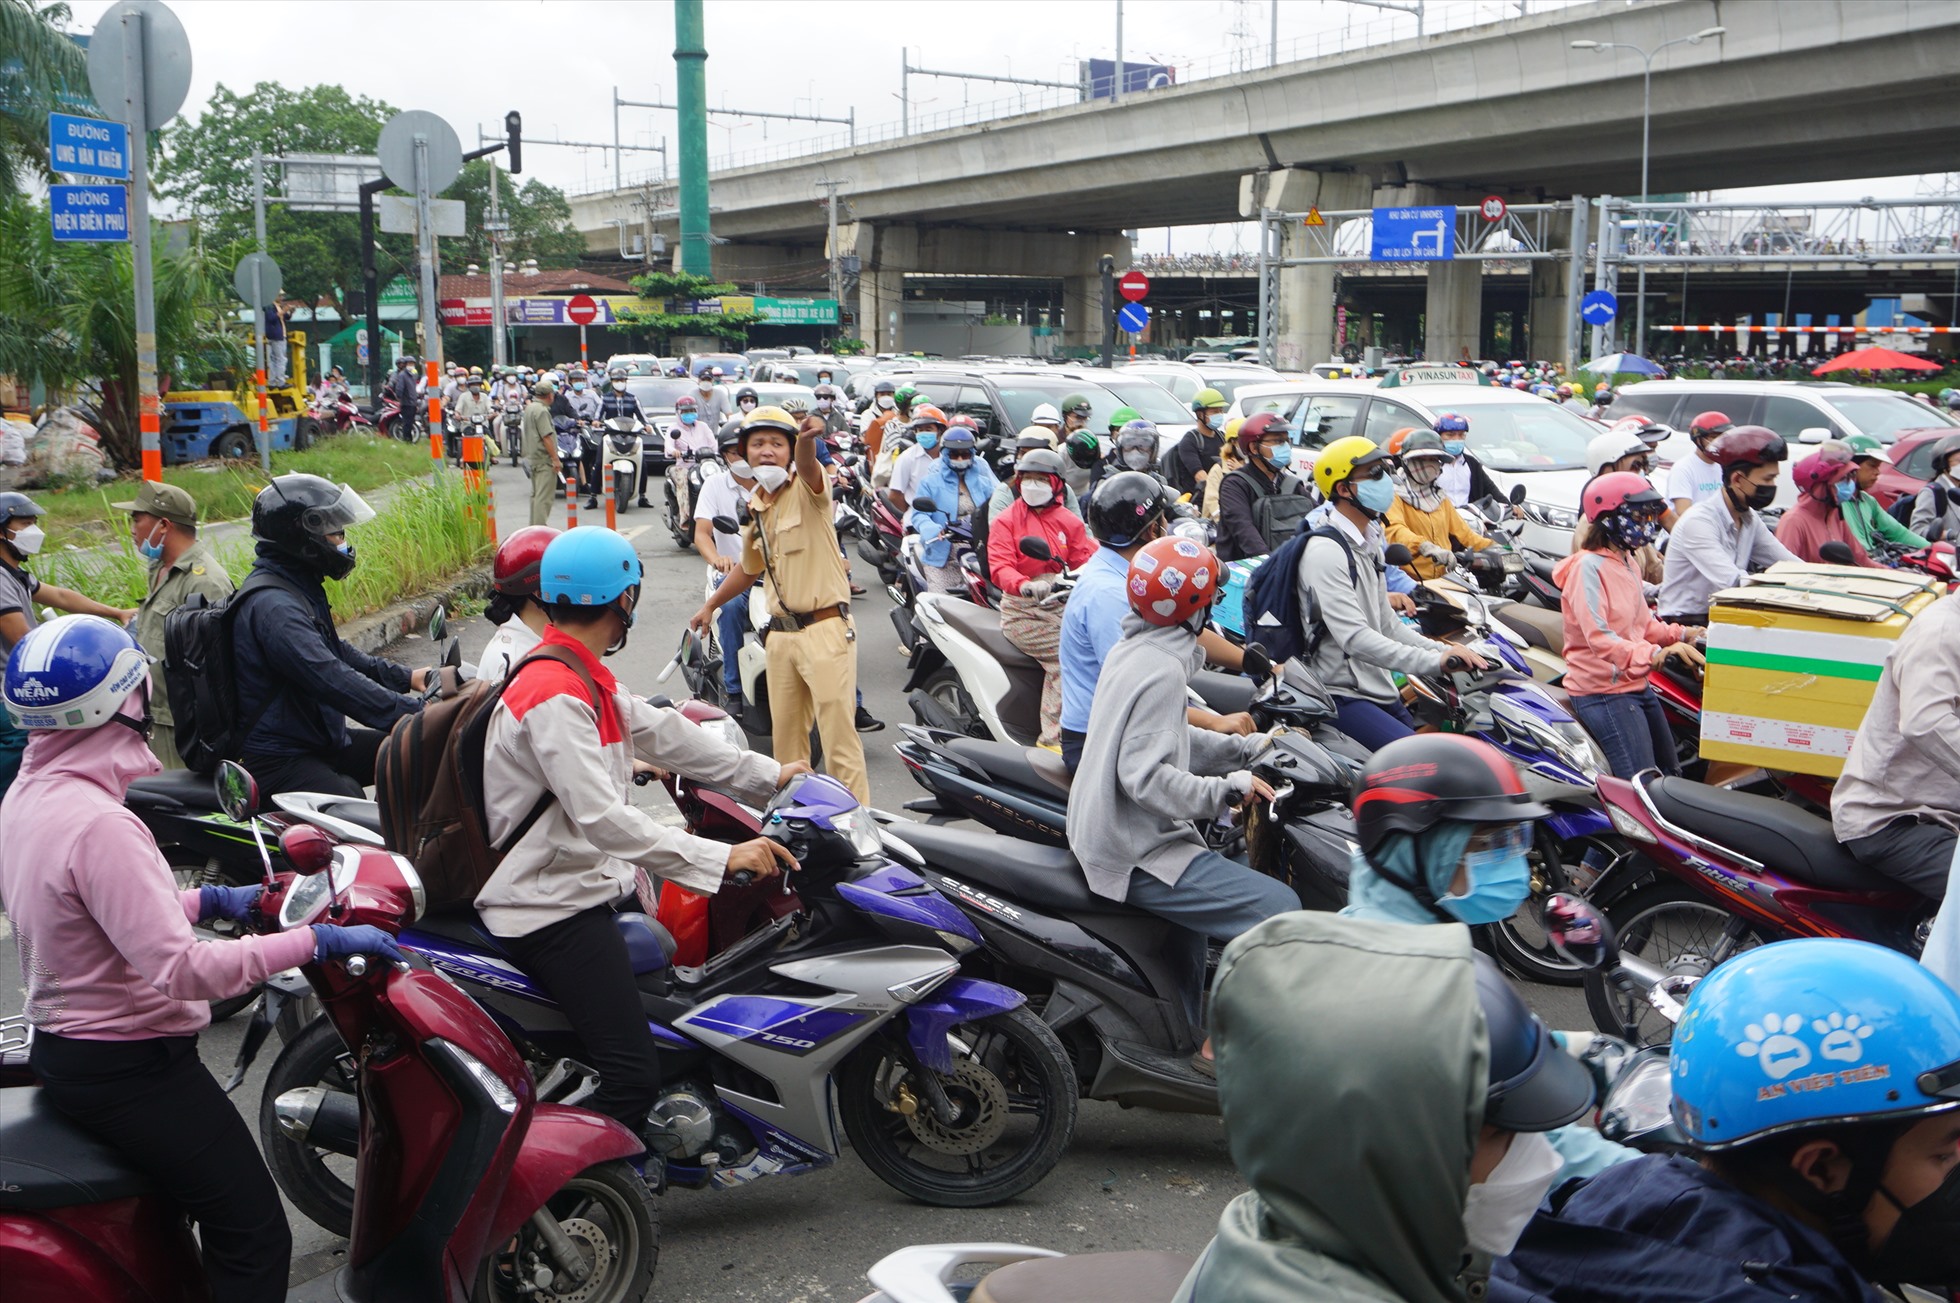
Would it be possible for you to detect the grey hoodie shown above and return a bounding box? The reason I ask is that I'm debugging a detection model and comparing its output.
[1066,614,1263,900]
[1177,914,1486,1303]
[1299,514,1443,704]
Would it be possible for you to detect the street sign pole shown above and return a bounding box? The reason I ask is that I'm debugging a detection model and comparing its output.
[252,149,271,473]
[121,11,159,482]
[415,135,442,480]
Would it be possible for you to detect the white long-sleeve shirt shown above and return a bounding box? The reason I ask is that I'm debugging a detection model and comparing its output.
[1655,495,1796,619]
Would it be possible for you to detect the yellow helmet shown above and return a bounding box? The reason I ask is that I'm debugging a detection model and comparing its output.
[1192,387,1228,412]
[741,404,799,437]
[1313,435,1390,500]
[1223,417,1244,443]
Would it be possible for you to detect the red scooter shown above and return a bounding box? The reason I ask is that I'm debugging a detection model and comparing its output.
[1582,768,1930,1048]
[0,762,657,1302]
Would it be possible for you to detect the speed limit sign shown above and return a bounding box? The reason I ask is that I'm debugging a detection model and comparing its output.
[1480,195,1507,223]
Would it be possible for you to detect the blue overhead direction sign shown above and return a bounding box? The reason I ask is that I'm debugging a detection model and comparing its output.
[50,184,130,242]
[1371,206,1456,262]
[1117,301,1151,333]
[48,112,130,180]
[1581,291,1620,326]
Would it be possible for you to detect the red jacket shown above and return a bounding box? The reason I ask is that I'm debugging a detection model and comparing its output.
[987,497,1098,595]
[1774,494,1876,569]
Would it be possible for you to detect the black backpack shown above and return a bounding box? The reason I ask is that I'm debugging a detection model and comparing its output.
[1240,527,1359,666]
[1222,465,1315,560]
[162,572,307,774]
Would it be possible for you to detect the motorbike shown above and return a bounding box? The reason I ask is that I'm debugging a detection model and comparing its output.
[443,412,493,466]
[0,760,659,1303]
[503,407,525,467]
[306,385,370,437]
[602,416,647,510]
[666,446,726,548]
[1580,768,1930,1046]
[259,769,1080,1236]
[377,392,419,443]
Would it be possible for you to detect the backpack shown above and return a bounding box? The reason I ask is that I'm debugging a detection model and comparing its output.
[1223,465,1315,559]
[162,571,309,775]
[374,645,601,910]
[1240,527,1359,666]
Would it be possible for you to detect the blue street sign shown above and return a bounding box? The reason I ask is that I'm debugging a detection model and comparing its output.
[48,112,130,180]
[49,184,130,242]
[1117,301,1151,333]
[1371,206,1456,262]
[1580,290,1619,326]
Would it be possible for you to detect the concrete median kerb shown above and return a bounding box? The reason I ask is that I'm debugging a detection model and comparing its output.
[336,564,492,656]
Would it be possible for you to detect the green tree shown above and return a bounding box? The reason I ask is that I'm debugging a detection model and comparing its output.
[0,0,90,192]
[154,81,413,321]
[450,160,588,271]
[617,270,764,347]
[0,192,247,468]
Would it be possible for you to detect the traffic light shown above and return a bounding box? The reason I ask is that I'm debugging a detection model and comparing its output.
[505,111,523,175]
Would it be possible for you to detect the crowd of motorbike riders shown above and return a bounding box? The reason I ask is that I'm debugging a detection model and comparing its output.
[6,354,1960,1302]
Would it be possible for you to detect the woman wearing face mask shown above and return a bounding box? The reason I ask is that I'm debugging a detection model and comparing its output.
[1199,418,1246,521]
[1909,434,1960,545]
[1216,412,1312,562]
[1494,938,1960,1303]
[987,448,1099,749]
[1383,429,1497,581]
[0,493,135,797]
[1776,449,1881,569]
[906,424,998,594]
[733,386,760,422]
[1175,912,1598,1303]
[1555,473,1702,778]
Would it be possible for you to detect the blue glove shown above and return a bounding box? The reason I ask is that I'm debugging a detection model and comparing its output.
[198,883,263,923]
[311,924,406,966]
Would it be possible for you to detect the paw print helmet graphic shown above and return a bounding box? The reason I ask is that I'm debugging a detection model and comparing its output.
[1671,938,1960,1149]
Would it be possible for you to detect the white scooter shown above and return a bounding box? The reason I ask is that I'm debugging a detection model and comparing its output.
[602,416,647,510]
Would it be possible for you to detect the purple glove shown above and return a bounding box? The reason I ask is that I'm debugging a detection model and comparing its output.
[198,883,263,923]
[311,924,406,966]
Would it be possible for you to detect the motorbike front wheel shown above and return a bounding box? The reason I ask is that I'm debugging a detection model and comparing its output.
[1588,878,1769,1048]
[475,1161,659,1303]
[259,1014,358,1237]
[837,1006,1077,1207]
[615,469,634,511]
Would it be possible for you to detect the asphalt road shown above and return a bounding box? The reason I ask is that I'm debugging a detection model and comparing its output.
[0,463,1591,1301]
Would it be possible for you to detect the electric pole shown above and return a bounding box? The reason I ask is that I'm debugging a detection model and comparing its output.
[816,178,847,318]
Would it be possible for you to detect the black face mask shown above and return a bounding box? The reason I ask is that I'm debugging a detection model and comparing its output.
[1868,1165,1960,1287]
[1728,480,1777,512]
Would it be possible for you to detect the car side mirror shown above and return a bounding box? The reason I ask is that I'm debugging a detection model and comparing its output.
[1544,893,1616,971]
[711,515,740,535]
[1798,427,1830,445]
[1819,540,1858,565]
[1019,536,1056,562]
[1383,543,1415,567]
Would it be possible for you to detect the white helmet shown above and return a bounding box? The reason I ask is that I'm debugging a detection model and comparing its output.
[1030,403,1062,429]
[1586,430,1651,479]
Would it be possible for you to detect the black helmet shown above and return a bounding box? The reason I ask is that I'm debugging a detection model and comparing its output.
[251,474,375,581]
[1087,471,1171,547]
[1065,429,1103,470]
[1352,733,1550,856]
[1474,952,1596,1131]
[0,491,45,528]
[717,424,743,454]
[735,386,759,405]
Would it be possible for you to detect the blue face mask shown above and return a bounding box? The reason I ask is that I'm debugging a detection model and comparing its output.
[1442,439,1466,457]
[1353,475,1396,516]
[1438,826,1532,925]
[573,383,587,393]
[918,431,940,451]
[136,523,165,562]
[680,412,698,425]
[1834,478,1858,503]
[1265,443,1294,469]
[1205,413,1225,432]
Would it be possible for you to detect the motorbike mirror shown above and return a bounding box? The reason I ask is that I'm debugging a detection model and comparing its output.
[1544,892,1617,971]
[1383,543,1415,567]
[1819,541,1857,566]
[832,483,849,501]
[427,603,446,643]
[1019,536,1056,562]
[215,759,260,824]
[1242,642,1273,682]
[1509,483,1527,506]
[711,515,740,535]
[911,495,938,512]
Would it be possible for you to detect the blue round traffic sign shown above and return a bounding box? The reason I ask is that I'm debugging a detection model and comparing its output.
[1581,290,1619,326]
[1117,301,1151,333]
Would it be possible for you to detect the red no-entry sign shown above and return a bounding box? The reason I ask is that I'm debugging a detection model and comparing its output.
[565,293,600,325]
[1118,269,1150,302]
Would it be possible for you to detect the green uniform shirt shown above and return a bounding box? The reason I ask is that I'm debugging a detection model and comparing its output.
[134,537,234,727]
[1842,490,1929,555]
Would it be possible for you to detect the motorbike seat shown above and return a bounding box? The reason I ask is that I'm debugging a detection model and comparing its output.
[414,907,676,974]
[1493,603,1565,656]
[932,599,1042,674]
[893,822,1139,916]
[945,737,1071,797]
[971,1251,1196,1303]
[124,768,221,811]
[1646,777,1882,892]
[1189,669,1254,716]
[0,1086,155,1210]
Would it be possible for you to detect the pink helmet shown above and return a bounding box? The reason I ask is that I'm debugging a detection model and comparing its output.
[1793,450,1856,499]
[1581,470,1666,522]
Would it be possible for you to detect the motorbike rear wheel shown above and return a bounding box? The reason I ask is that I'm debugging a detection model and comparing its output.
[837,1006,1077,1208]
[914,666,985,739]
[1588,878,1769,1047]
[259,1014,358,1237]
[475,1161,658,1303]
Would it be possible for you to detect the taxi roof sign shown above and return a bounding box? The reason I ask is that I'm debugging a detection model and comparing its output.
[1376,366,1497,389]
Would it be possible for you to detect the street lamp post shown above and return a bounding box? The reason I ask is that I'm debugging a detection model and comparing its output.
[1572,25,1725,355]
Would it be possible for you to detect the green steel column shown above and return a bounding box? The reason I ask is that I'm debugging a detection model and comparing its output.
[674,0,711,274]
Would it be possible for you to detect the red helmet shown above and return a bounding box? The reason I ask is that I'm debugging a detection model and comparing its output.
[1793,451,1856,498]
[1235,411,1287,453]
[1581,471,1666,522]
[1126,536,1223,628]
[493,525,561,597]
[1688,410,1733,441]
[1709,426,1788,472]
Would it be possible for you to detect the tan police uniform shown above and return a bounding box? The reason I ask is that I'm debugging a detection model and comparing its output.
[115,481,233,769]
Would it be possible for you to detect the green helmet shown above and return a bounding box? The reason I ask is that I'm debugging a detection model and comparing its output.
[1193,387,1228,412]
[1060,393,1092,418]
[1842,433,1890,464]
[1107,405,1140,432]
[894,383,919,405]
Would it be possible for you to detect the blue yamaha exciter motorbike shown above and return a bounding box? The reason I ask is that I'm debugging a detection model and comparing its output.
[259,773,1078,1238]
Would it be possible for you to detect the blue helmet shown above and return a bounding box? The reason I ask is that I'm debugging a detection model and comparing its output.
[3,615,150,731]
[1672,938,1960,1149]
[537,527,643,610]
[940,424,977,451]
[1433,412,1470,435]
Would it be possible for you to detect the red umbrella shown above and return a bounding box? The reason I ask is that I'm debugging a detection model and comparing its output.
[1812,347,1942,374]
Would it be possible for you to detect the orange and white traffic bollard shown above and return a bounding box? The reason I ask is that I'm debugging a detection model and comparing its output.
[564,475,579,530]
[604,462,617,531]
[254,366,270,451]
[425,360,443,479]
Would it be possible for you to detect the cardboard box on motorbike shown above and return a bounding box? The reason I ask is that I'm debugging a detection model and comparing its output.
[1701,562,1942,778]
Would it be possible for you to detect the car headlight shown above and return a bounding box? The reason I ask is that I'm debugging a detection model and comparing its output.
[1519,500,1580,531]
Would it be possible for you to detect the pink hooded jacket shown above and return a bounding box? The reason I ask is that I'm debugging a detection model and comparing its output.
[0,699,314,1039]
[1554,548,1692,696]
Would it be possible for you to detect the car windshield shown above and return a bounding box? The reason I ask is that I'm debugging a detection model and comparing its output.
[690,355,746,378]
[1200,373,1274,405]
[1099,377,1191,424]
[626,379,696,411]
[1447,400,1597,471]
[991,380,1128,432]
[1825,392,1960,440]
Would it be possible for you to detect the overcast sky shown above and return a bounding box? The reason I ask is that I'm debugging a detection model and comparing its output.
[66,0,1936,255]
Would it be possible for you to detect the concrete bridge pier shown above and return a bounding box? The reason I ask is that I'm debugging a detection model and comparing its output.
[1241,168,1375,370]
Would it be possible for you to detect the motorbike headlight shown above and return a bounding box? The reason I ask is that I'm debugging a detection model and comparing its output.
[1519,500,1581,531]
[828,805,886,860]
[1598,1054,1673,1144]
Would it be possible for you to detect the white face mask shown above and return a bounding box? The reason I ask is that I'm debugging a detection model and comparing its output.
[1461,1130,1562,1257]
[727,459,752,479]
[877,395,895,409]
[1121,448,1153,471]
[1020,480,1054,508]
[7,523,45,556]
[751,464,791,492]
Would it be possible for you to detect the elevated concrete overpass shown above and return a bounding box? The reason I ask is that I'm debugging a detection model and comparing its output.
[570,0,1960,357]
